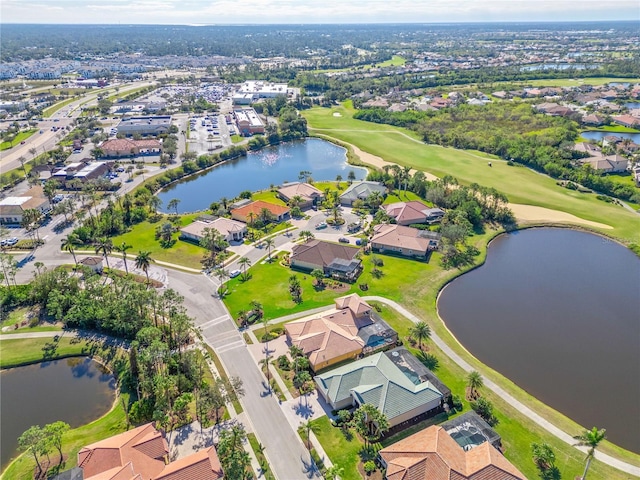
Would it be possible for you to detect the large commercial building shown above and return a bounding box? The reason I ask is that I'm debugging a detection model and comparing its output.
[0,186,50,225]
[116,116,172,136]
[234,108,265,136]
[232,80,290,104]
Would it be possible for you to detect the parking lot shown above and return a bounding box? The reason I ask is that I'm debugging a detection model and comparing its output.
[187,113,234,155]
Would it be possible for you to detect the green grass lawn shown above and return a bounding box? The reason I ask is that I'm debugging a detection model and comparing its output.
[382,190,422,204]
[303,103,640,243]
[0,129,37,151]
[110,213,207,269]
[486,77,640,88]
[231,134,243,144]
[247,433,276,480]
[250,190,287,205]
[42,97,78,117]
[311,416,362,480]
[582,125,640,133]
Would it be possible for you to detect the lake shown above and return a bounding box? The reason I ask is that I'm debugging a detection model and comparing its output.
[0,357,116,470]
[157,138,368,213]
[438,228,640,453]
[581,131,640,143]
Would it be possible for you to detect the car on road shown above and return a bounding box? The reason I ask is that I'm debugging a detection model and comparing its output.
[315,222,327,230]
[20,141,26,144]
[229,269,241,278]
[1,237,19,247]
[338,237,350,243]
[39,130,44,134]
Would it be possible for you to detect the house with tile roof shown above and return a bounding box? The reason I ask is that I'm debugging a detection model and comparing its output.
[230,200,290,224]
[382,200,445,225]
[277,182,324,209]
[290,239,362,282]
[612,114,640,128]
[339,181,387,206]
[101,138,162,158]
[315,348,449,427]
[180,217,247,243]
[78,423,223,480]
[285,294,397,371]
[371,224,441,259]
[379,425,525,480]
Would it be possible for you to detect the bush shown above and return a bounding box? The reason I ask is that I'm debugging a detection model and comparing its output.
[364,461,376,474]
[277,355,291,370]
[371,256,384,267]
[451,394,463,412]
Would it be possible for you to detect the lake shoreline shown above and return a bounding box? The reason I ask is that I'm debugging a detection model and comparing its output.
[435,226,640,456]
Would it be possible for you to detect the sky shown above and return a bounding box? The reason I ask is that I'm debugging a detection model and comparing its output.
[1,0,638,24]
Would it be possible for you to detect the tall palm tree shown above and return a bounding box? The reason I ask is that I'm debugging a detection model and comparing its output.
[94,237,113,269]
[574,427,606,479]
[264,237,275,261]
[409,321,431,350]
[61,233,80,266]
[531,442,556,472]
[167,198,180,216]
[299,419,320,451]
[114,241,132,274]
[238,256,252,281]
[135,250,153,285]
[147,195,162,214]
[299,230,314,242]
[466,371,484,399]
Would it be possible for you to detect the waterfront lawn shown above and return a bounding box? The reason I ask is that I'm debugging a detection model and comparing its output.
[303,104,640,243]
[382,190,422,204]
[110,213,206,269]
[250,190,287,205]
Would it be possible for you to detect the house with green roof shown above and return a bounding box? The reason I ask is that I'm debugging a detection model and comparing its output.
[314,347,449,427]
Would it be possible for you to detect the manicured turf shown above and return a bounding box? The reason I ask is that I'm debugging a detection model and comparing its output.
[302,103,640,243]
[311,416,362,480]
[110,213,206,269]
[0,129,37,151]
[382,190,422,204]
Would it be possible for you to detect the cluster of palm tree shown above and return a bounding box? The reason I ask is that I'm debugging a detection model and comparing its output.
[61,234,154,284]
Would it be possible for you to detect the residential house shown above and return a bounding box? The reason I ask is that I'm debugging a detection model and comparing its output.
[580,155,629,173]
[285,294,397,371]
[371,224,441,258]
[79,257,103,273]
[382,200,445,225]
[573,142,602,156]
[0,186,50,225]
[101,138,162,158]
[230,200,290,224]
[180,217,247,243]
[277,182,324,209]
[339,181,387,206]
[78,423,224,480]
[379,425,525,480]
[315,347,450,428]
[581,114,606,126]
[612,114,640,128]
[290,239,361,281]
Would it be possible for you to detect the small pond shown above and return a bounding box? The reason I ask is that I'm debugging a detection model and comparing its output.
[157,138,368,213]
[0,357,116,470]
[581,130,640,143]
[438,228,640,453]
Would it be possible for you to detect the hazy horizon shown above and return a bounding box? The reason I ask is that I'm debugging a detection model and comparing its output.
[1,0,638,25]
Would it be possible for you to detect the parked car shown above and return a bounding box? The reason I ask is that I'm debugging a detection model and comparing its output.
[229,269,241,278]
[2,237,19,247]
[338,237,350,243]
[315,222,327,230]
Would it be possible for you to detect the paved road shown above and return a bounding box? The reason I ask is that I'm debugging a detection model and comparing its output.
[361,296,640,478]
[167,268,320,480]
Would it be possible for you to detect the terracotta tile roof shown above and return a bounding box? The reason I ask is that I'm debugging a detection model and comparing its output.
[372,224,440,253]
[154,447,223,480]
[383,200,437,224]
[78,423,168,480]
[180,218,246,239]
[380,426,525,480]
[290,240,359,269]
[334,293,372,317]
[230,200,290,218]
[101,139,161,152]
[80,257,103,266]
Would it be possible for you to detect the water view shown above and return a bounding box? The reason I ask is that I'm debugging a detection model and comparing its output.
[520,63,597,71]
[438,228,640,453]
[0,357,116,470]
[581,130,640,143]
[157,138,368,213]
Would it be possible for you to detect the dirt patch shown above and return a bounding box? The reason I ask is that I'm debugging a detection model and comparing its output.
[509,203,613,230]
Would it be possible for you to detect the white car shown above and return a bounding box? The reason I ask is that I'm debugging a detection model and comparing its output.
[229,269,241,278]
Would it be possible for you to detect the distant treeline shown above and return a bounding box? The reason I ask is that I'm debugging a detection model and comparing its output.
[354,102,640,203]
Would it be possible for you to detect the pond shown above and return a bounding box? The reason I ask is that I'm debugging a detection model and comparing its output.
[581,130,640,143]
[0,357,116,471]
[157,138,368,213]
[438,228,640,453]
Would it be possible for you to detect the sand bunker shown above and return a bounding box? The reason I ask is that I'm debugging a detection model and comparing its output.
[332,112,342,117]
[509,204,613,229]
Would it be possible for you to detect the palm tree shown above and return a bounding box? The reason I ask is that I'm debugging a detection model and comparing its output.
[299,230,314,242]
[94,237,113,269]
[238,256,252,281]
[264,237,275,262]
[352,403,389,448]
[61,233,80,266]
[135,250,153,285]
[574,427,606,479]
[299,419,320,451]
[250,300,263,322]
[167,198,180,216]
[531,442,556,472]
[114,241,132,274]
[147,195,162,214]
[409,321,431,350]
[324,465,345,480]
[466,370,484,399]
